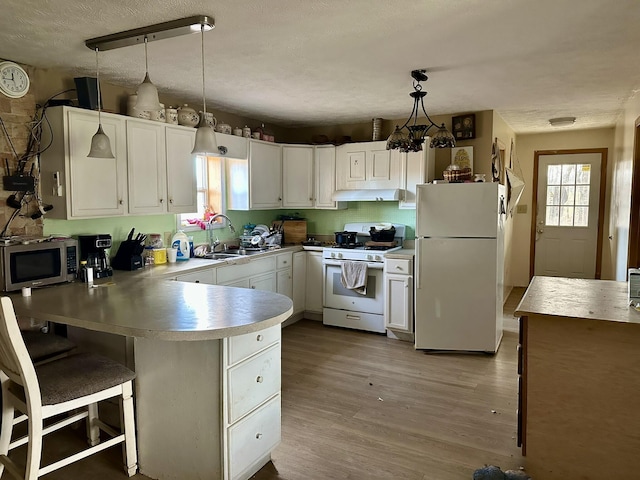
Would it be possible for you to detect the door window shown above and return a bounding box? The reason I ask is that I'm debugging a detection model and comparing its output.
[545,163,591,227]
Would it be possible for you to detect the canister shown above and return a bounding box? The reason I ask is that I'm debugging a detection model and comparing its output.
[152,248,167,264]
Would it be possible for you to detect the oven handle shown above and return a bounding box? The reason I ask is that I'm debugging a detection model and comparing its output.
[323,260,384,270]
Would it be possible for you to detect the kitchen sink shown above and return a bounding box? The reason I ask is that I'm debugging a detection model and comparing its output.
[200,249,269,260]
[201,253,239,260]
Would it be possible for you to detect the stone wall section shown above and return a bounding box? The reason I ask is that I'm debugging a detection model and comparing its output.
[0,83,44,237]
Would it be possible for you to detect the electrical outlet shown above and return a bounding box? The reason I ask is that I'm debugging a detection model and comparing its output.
[516,204,528,214]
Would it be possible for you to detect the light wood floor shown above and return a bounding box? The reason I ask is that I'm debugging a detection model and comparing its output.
[10,288,526,479]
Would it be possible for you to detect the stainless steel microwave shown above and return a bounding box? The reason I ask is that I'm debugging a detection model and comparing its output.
[0,238,78,292]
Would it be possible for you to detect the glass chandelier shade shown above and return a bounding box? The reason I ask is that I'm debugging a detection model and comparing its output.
[134,37,162,112]
[87,48,115,159]
[192,24,219,155]
[386,70,456,152]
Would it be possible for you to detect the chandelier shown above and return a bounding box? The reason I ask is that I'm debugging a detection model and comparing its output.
[386,69,456,152]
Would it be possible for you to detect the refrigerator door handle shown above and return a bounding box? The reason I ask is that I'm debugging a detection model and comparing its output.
[415,241,421,289]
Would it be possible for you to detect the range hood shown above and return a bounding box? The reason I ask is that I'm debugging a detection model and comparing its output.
[331,189,404,202]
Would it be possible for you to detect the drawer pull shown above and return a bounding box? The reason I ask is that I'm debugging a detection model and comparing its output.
[256,334,263,342]
[256,375,264,383]
[396,265,402,270]
[256,433,263,439]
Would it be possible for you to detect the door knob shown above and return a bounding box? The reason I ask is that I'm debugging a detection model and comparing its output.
[536,228,544,234]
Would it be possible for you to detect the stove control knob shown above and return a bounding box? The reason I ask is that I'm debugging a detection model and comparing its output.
[375,255,382,261]
[338,252,343,259]
[330,252,336,258]
[366,254,373,261]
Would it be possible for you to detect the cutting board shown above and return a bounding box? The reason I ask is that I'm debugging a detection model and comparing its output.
[282,220,307,245]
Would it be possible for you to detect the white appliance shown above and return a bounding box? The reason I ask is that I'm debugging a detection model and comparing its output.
[323,223,405,333]
[414,183,506,352]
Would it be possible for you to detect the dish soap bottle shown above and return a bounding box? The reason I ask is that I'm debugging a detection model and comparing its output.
[171,230,190,261]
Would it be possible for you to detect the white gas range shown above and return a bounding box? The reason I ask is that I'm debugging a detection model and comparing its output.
[322,223,406,334]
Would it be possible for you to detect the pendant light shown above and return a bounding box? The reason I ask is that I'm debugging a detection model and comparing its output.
[191,23,219,156]
[134,36,162,112]
[386,69,456,152]
[87,47,115,159]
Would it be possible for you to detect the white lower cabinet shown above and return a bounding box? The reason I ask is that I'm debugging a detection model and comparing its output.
[174,267,217,284]
[275,252,293,299]
[292,251,307,314]
[384,258,414,333]
[305,251,323,314]
[223,324,281,480]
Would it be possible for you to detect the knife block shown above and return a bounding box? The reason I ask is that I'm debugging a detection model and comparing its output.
[112,240,144,271]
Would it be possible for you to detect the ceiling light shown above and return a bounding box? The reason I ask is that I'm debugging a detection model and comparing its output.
[85,16,215,113]
[135,37,162,112]
[549,117,576,127]
[191,23,219,156]
[387,69,456,152]
[87,48,114,159]
[85,16,214,51]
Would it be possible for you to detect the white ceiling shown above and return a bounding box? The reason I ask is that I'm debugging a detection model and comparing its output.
[1,0,640,132]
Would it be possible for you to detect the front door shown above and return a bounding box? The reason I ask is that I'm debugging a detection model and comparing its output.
[532,150,606,279]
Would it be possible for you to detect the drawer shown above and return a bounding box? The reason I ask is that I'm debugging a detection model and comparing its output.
[227,324,280,365]
[175,268,216,284]
[385,258,412,275]
[276,252,292,270]
[227,344,281,423]
[217,257,276,284]
[227,395,280,480]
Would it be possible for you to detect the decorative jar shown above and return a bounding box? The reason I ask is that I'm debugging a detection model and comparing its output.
[177,104,199,127]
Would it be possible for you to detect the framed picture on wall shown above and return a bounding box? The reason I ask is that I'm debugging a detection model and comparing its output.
[452,113,476,140]
[451,146,474,172]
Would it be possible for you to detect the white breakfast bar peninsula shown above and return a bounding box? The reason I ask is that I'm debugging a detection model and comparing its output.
[10,272,293,480]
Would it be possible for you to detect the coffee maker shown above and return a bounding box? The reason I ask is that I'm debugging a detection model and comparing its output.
[78,234,113,278]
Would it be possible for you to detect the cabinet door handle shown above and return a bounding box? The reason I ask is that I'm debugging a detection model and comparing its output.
[169,198,173,204]
[256,334,263,342]
[395,265,402,270]
[256,375,264,383]
[119,199,123,205]
[251,285,256,289]
[256,433,263,439]
[160,198,164,203]
[195,280,200,283]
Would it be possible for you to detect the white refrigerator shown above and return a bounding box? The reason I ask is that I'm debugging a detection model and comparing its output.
[414,182,506,352]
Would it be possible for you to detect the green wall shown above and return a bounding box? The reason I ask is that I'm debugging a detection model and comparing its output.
[43,203,417,251]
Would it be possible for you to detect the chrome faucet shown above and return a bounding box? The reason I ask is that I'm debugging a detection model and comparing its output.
[207,214,236,252]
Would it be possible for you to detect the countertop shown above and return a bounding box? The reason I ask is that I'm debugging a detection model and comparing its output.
[10,247,299,341]
[515,276,640,324]
[384,248,414,259]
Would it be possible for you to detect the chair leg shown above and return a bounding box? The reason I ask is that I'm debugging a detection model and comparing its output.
[24,410,43,480]
[87,403,100,447]
[120,382,137,477]
[0,376,15,477]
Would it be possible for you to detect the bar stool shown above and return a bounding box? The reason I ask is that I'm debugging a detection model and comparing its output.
[21,330,76,364]
[0,297,138,479]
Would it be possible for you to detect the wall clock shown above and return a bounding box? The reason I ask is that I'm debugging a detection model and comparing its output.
[0,61,30,99]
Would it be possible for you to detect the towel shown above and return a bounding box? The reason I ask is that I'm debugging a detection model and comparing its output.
[341,261,368,295]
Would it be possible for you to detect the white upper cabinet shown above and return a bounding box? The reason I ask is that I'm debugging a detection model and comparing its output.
[250,140,282,209]
[40,106,197,218]
[126,119,167,215]
[314,145,345,210]
[282,145,314,208]
[399,146,435,209]
[336,141,401,190]
[41,107,128,219]
[165,126,197,214]
[227,140,282,210]
[215,132,248,159]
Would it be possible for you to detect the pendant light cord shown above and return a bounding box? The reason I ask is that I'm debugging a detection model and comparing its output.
[95,47,102,124]
[200,24,206,115]
[144,36,149,75]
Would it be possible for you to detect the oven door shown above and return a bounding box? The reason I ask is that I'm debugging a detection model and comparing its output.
[323,260,384,314]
